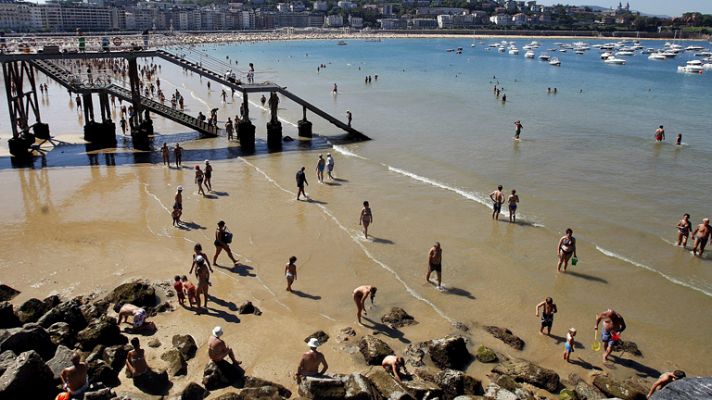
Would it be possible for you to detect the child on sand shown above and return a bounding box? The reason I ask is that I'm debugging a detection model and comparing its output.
[181,276,197,308]
[285,256,297,292]
[173,275,185,305]
[563,328,576,363]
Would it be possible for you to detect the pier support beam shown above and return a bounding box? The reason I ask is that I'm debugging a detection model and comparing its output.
[237,120,255,152]
[2,60,42,156]
[298,106,312,138]
[267,121,282,150]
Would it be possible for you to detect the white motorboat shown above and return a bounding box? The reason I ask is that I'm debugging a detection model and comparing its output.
[648,53,667,60]
[575,50,585,55]
[695,51,712,57]
[703,62,712,70]
[498,46,506,53]
[558,49,567,53]
[685,45,705,52]
[525,51,535,59]
[509,47,519,55]
[662,50,677,58]
[523,45,532,50]
[337,40,347,46]
[549,58,561,66]
[600,52,612,59]
[615,50,634,56]
[678,60,704,73]
[538,53,550,61]
[604,56,626,65]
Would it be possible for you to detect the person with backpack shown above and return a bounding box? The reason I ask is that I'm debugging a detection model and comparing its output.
[213,221,238,265]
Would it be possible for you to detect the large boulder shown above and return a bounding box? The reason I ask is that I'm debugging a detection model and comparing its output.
[435,369,483,399]
[47,322,76,348]
[84,388,117,400]
[0,302,20,328]
[180,382,209,400]
[15,298,50,324]
[568,374,606,400]
[106,281,157,309]
[161,348,188,376]
[342,373,375,400]
[0,350,55,399]
[237,386,282,400]
[592,375,647,400]
[336,327,357,343]
[358,335,395,365]
[0,284,20,301]
[81,299,111,322]
[428,336,471,370]
[173,334,198,360]
[244,376,292,398]
[47,345,76,380]
[88,359,121,387]
[492,359,560,393]
[299,376,346,399]
[134,368,171,395]
[203,360,245,390]
[404,342,429,368]
[365,368,414,400]
[37,297,88,331]
[0,323,56,360]
[483,383,518,400]
[650,377,712,400]
[381,307,418,329]
[103,344,132,372]
[484,326,525,351]
[304,330,330,345]
[476,345,498,363]
[76,318,128,350]
[0,350,16,376]
[402,377,442,399]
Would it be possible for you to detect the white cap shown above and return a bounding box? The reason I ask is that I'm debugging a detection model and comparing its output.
[195,255,205,264]
[307,338,320,348]
[205,160,210,164]
[213,326,223,337]
[177,185,183,191]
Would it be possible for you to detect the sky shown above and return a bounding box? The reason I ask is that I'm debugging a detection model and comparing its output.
[536,1,712,16]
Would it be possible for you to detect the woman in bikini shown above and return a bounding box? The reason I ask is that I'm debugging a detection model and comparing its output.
[285,256,297,292]
[195,165,205,196]
[213,221,238,265]
[557,228,577,272]
[353,285,377,325]
[359,201,373,239]
[189,243,212,282]
[676,213,692,248]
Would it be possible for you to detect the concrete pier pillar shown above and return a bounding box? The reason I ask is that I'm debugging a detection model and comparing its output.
[237,120,255,152]
[267,121,282,150]
[298,106,312,138]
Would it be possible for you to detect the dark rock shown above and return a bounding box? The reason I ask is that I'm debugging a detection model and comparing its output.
[493,374,520,392]
[358,335,395,365]
[612,340,643,357]
[381,307,418,329]
[244,376,292,398]
[81,299,111,322]
[86,344,106,363]
[298,376,346,399]
[568,374,605,400]
[48,322,75,348]
[134,368,171,395]
[435,369,483,399]
[342,373,374,400]
[283,136,294,142]
[173,334,198,360]
[0,302,20,328]
[37,297,88,331]
[237,386,282,400]
[337,327,356,342]
[0,323,56,360]
[428,336,471,370]
[148,338,161,348]
[365,368,414,400]
[0,350,16,376]
[484,326,525,351]
[475,345,498,363]
[161,348,187,376]
[0,284,20,302]
[47,345,76,380]
[483,383,518,400]
[0,350,55,399]
[105,281,157,309]
[202,360,245,390]
[649,377,712,400]
[88,359,121,387]
[84,388,117,400]
[492,359,560,393]
[592,375,647,400]
[43,295,61,308]
[103,344,132,372]
[304,330,330,345]
[404,342,429,368]
[452,322,469,332]
[402,376,442,399]
[16,298,50,324]
[76,318,128,350]
[215,393,241,400]
[180,382,209,400]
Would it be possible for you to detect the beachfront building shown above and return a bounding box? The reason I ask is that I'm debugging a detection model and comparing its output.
[337,1,356,11]
[511,12,528,26]
[379,18,405,29]
[436,15,453,29]
[312,1,327,12]
[348,15,363,29]
[409,18,437,29]
[324,14,343,28]
[489,14,511,26]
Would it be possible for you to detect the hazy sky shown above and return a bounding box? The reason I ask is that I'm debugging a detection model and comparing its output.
[536,1,712,16]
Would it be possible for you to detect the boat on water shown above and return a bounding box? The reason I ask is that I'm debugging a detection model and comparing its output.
[662,50,677,58]
[648,53,667,61]
[604,56,626,65]
[538,53,550,61]
[498,46,506,53]
[364,38,381,42]
[685,45,705,52]
[337,40,347,46]
[549,58,561,66]
[575,50,585,55]
[615,50,635,56]
[600,52,612,59]
[525,51,535,59]
[446,48,455,52]
[695,51,712,57]
[678,60,705,73]
[509,47,519,55]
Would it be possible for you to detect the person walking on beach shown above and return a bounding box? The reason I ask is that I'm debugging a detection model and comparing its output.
[594,309,626,363]
[359,201,373,238]
[382,355,409,383]
[296,338,328,384]
[226,118,234,140]
[691,218,711,257]
[514,120,523,140]
[326,153,335,180]
[353,285,377,325]
[332,83,338,94]
[346,110,352,127]
[563,328,576,363]
[507,190,519,223]
[174,143,183,168]
[489,185,504,220]
[427,242,443,289]
[647,370,686,398]
[260,94,266,106]
[655,125,665,142]
[161,143,169,166]
[285,256,297,292]
[316,154,325,183]
[535,297,558,335]
[60,352,89,398]
[208,326,241,365]
[204,160,213,192]
[213,221,238,265]
[296,167,308,200]
[195,165,206,196]
[557,228,577,272]
[173,186,183,226]
[676,213,692,248]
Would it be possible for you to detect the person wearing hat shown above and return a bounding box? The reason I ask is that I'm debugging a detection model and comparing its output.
[172,186,183,227]
[204,160,213,192]
[208,326,240,365]
[296,338,328,384]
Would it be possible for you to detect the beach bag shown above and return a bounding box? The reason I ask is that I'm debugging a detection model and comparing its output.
[222,231,233,244]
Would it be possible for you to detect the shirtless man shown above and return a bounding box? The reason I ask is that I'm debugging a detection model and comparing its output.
[427,242,443,288]
[61,352,89,397]
[594,309,626,362]
[489,185,504,220]
[675,213,692,248]
[126,337,148,378]
[160,143,169,166]
[117,303,155,333]
[514,120,523,140]
[285,256,297,292]
[655,125,665,142]
[174,143,183,167]
[296,338,328,384]
[507,189,519,223]
[647,370,686,398]
[353,285,377,325]
[535,297,558,335]
[691,218,711,257]
[173,186,183,226]
[382,355,409,383]
[208,326,240,364]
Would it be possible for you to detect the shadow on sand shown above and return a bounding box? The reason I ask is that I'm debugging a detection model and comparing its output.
[215,262,257,278]
[569,357,603,371]
[368,236,395,245]
[441,286,476,299]
[362,317,410,344]
[291,290,322,300]
[565,271,608,283]
[611,355,660,378]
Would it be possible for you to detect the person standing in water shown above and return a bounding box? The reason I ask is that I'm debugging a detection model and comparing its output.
[316,154,325,183]
[296,167,308,200]
[326,153,335,180]
[691,218,711,257]
[427,242,442,289]
[655,125,665,142]
[507,190,519,223]
[346,110,352,127]
[676,213,692,248]
[563,328,576,363]
[174,143,183,168]
[594,309,626,362]
[535,297,558,335]
[359,201,373,238]
[352,285,377,325]
[161,143,169,166]
[173,186,183,226]
[676,133,682,145]
[195,165,206,196]
[204,160,213,192]
[514,120,523,140]
[489,185,504,220]
[332,83,338,94]
[285,256,297,292]
[557,228,577,272]
[214,221,238,265]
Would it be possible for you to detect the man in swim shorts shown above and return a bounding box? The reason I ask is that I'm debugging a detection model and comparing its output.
[489,185,504,220]
[60,352,88,397]
[655,125,665,142]
[427,242,443,288]
[594,309,626,362]
[535,297,558,335]
[297,338,328,384]
[692,218,711,257]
